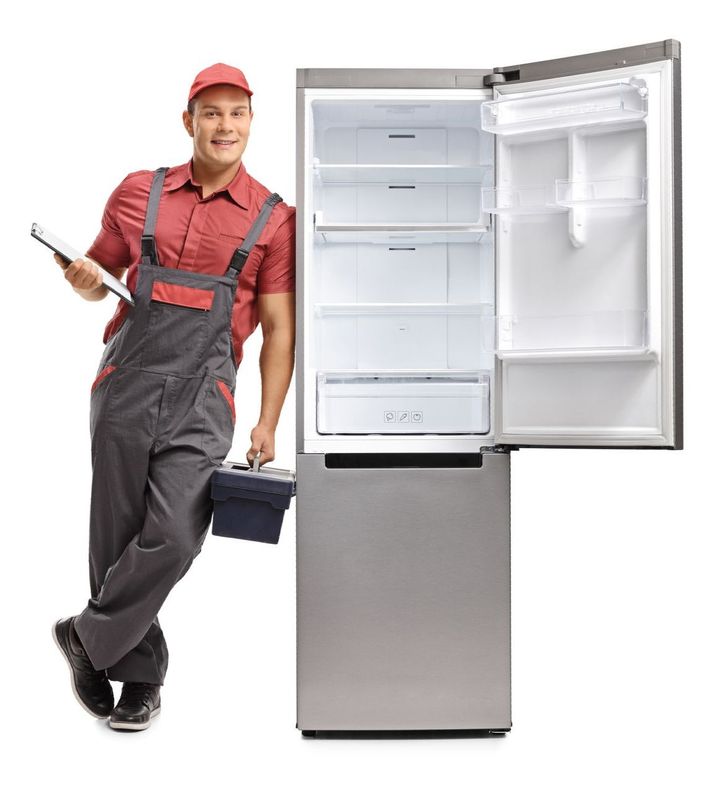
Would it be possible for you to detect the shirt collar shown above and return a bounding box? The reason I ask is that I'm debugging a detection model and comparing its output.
[164,158,251,209]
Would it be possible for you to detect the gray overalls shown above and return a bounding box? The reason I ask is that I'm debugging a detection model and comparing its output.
[73,167,282,685]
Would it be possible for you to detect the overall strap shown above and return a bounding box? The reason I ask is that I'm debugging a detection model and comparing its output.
[226,193,284,278]
[141,167,169,266]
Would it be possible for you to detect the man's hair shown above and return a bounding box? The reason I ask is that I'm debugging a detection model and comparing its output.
[187,96,252,115]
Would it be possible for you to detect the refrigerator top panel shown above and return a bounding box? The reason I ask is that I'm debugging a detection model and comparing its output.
[297,69,491,90]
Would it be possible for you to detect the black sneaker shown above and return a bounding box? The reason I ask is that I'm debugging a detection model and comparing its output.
[109,682,162,731]
[52,616,114,718]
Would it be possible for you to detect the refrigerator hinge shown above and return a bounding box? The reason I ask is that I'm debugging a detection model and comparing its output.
[483,70,517,87]
[480,445,512,454]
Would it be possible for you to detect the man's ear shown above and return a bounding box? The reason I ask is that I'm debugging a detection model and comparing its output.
[182,110,194,137]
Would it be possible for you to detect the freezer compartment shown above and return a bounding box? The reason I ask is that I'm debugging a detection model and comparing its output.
[314,303,495,369]
[317,372,490,434]
[481,80,647,135]
[296,452,511,731]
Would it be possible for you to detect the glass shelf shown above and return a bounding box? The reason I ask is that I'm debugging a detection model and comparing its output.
[481,81,648,135]
[314,302,494,317]
[313,163,492,184]
[315,228,491,244]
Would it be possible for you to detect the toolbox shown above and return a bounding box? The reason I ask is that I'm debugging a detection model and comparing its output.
[210,455,296,544]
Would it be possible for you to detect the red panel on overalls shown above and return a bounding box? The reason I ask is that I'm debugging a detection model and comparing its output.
[73,167,282,684]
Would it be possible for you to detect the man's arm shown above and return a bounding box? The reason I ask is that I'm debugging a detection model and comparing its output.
[246,291,296,465]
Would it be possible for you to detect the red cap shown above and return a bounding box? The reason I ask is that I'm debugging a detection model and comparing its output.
[188,63,253,103]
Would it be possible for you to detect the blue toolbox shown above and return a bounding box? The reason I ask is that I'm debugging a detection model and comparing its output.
[210,455,296,544]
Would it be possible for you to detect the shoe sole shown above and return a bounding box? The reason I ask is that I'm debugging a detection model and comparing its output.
[52,619,109,720]
[108,705,161,731]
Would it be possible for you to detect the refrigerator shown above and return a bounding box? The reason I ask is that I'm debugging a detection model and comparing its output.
[294,39,682,734]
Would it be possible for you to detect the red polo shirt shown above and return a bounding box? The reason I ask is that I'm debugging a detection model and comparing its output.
[86,159,295,367]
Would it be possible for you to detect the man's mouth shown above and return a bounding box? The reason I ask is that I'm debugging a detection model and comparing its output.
[211,140,236,147]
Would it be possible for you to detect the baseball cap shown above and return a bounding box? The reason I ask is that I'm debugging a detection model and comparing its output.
[188,63,253,103]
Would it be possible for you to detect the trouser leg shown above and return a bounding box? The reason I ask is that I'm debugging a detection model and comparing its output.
[74,443,215,682]
[75,369,168,684]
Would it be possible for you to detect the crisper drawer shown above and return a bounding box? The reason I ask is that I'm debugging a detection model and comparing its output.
[317,372,490,434]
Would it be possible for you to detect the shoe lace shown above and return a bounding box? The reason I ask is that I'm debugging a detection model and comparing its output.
[118,682,158,707]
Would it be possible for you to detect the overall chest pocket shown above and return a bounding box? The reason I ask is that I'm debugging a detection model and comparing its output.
[140,281,215,374]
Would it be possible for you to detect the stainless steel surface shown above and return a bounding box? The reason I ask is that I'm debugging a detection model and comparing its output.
[297,68,492,89]
[295,82,306,451]
[487,38,679,84]
[296,452,511,731]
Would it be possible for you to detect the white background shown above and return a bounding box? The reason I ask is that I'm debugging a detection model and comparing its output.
[2,1,717,788]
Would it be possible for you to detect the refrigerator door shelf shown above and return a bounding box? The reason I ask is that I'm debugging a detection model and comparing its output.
[497,310,648,351]
[317,372,491,436]
[482,177,648,214]
[482,185,565,215]
[313,163,492,184]
[555,176,647,207]
[497,350,662,443]
[481,79,648,135]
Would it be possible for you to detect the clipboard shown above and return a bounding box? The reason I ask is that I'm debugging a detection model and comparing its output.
[31,222,135,306]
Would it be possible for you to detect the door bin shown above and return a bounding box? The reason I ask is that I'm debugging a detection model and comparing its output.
[210,458,296,544]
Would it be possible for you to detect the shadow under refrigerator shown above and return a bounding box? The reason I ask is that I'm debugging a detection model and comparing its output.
[295,40,682,734]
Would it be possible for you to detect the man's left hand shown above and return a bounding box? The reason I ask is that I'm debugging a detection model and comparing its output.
[247,424,275,466]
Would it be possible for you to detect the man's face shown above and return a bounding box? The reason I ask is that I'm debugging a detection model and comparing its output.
[182,84,253,171]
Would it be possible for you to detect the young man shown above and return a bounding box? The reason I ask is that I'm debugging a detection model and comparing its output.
[51,64,295,731]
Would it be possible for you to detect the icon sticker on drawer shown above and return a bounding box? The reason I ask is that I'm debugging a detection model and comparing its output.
[411,411,423,423]
[384,411,396,422]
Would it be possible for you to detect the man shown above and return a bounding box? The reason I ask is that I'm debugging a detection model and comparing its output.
[51,64,295,731]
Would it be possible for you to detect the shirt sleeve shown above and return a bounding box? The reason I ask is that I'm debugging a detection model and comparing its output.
[86,175,133,275]
[257,207,296,294]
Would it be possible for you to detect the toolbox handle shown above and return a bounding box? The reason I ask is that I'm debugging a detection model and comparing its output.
[252,450,262,473]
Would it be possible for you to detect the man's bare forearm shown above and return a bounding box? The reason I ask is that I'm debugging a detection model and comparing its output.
[257,329,295,429]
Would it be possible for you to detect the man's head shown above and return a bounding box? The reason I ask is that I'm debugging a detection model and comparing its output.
[182,64,254,175]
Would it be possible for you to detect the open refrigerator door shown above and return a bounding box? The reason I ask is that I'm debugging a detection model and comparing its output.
[486,41,682,448]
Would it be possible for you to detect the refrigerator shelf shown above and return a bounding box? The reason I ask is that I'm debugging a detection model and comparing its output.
[481,80,648,135]
[312,163,492,184]
[316,228,490,244]
[314,302,494,316]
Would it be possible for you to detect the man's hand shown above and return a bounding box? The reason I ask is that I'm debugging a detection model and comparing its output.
[246,424,276,466]
[54,252,106,299]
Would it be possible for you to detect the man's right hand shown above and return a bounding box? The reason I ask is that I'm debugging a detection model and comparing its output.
[54,253,107,300]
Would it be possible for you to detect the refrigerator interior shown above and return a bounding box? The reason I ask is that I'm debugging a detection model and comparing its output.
[301,58,677,451]
[305,93,497,446]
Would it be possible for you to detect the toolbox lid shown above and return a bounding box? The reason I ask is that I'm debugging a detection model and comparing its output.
[211,460,296,498]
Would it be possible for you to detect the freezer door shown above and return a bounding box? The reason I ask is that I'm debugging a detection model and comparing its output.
[487,40,682,448]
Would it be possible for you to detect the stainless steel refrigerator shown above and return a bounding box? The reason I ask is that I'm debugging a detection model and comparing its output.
[295,39,683,734]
